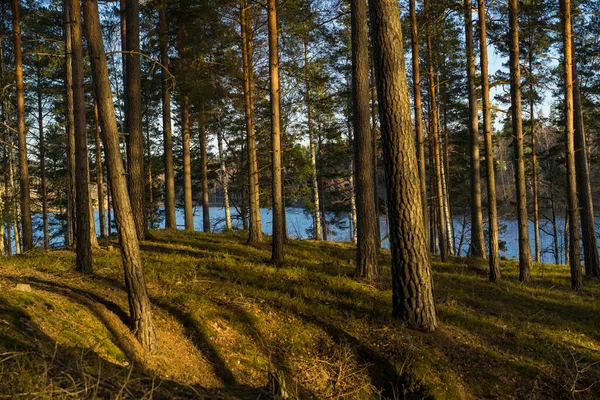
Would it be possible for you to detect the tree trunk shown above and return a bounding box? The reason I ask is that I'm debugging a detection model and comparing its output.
[241,0,262,244]
[83,0,157,352]
[572,38,600,278]
[424,1,448,262]
[409,0,428,240]
[508,0,532,281]
[181,95,194,231]
[560,0,582,290]
[94,98,107,238]
[125,0,147,240]
[268,0,284,266]
[216,109,232,231]
[478,0,500,280]
[352,0,379,279]
[530,85,540,263]
[64,0,76,247]
[464,0,485,258]
[159,0,176,229]
[11,0,33,252]
[37,69,49,250]
[368,0,437,331]
[200,104,210,233]
[370,63,381,244]
[304,40,322,241]
[69,0,93,273]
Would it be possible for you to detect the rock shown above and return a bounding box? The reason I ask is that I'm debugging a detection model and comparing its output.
[14,283,32,292]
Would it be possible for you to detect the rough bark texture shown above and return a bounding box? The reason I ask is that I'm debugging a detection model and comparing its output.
[11,0,33,252]
[83,0,157,352]
[94,99,107,238]
[508,0,532,282]
[70,0,93,273]
[64,0,76,247]
[200,106,211,233]
[409,0,428,239]
[159,1,176,230]
[181,95,193,231]
[478,0,500,281]
[240,0,262,244]
[560,0,582,290]
[572,40,600,278]
[368,0,437,331]
[351,0,379,279]
[268,0,284,266]
[425,1,448,262]
[464,0,485,258]
[125,0,147,239]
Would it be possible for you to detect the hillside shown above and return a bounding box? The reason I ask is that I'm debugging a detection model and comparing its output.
[0,230,599,399]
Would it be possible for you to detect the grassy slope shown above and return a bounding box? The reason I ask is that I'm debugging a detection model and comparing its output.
[0,230,599,399]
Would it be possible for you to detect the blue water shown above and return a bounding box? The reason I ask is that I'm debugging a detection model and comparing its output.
[27,206,572,265]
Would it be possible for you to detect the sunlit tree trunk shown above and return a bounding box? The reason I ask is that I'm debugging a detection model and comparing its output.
[464,0,485,258]
[560,0,582,290]
[94,98,107,238]
[181,95,193,231]
[216,109,232,231]
[83,0,157,352]
[369,0,437,331]
[508,0,532,281]
[268,0,284,265]
[11,0,33,251]
[424,1,448,262]
[478,0,500,280]
[64,0,76,246]
[159,0,176,229]
[199,104,210,233]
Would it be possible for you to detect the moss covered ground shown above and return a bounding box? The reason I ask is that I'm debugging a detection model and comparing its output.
[0,230,599,399]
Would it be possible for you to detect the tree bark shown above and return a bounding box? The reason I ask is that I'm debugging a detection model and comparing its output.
[37,68,49,250]
[241,0,262,244]
[508,0,532,281]
[83,0,157,352]
[64,0,76,247]
[94,98,107,238]
[125,0,147,239]
[368,0,437,331]
[560,0,582,290]
[216,109,232,231]
[464,0,485,258]
[268,0,284,266]
[409,0,428,240]
[159,0,176,229]
[478,0,500,280]
[424,1,448,262]
[69,0,93,272]
[200,104,210,233]
[351,0,379,279]
[181,95,194,231]
[572,38,600,278]
[11,0,33,252]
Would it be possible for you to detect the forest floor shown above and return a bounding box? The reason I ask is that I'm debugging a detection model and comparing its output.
[0,230,599,399]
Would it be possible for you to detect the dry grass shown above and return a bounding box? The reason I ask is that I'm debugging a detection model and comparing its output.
[0,229,599,399]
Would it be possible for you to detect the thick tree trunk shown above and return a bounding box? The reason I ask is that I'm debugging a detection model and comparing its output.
[69,0,93,273]
[508,0,532,281]
[409,0,428,239]
[304,40,322,241]
[560,0,582,290]
[37,71,49,250]
[268,0,284,266]
[11,0,33,252]
[478,0,500,280]
[351,0,379,279]
[200,105,210,233]
[125,0,147,239]
[368,0,437,331]
[83,0,157,352]
[424,1,448,262]
[94,99,107,238]
[572,39,600,278]
[464,0,485,258]
[240,0,262,244]
[181,95,194,231]
[159,1,176,229]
